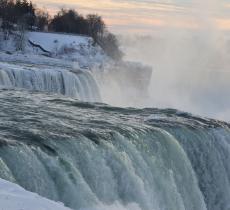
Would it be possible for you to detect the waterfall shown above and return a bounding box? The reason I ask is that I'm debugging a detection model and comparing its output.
[0,63,101,102]
[0,91,229,210]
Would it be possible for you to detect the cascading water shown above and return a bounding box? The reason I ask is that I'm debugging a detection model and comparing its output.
[0,62,101,102]
[0,90,229,210]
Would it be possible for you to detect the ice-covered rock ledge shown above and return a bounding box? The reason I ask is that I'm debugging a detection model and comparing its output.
[0,178,72,210]
[0,31,110,70]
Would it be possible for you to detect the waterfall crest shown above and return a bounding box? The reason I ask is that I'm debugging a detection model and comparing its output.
[0,63,101,102]
[0,91,229,210]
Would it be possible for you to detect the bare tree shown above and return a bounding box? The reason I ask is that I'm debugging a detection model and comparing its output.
[86,14,105,44]
[14,19,26,51]
[0,24,3,50]
[2,21,12,40]
[35,9,50,31]
[99,32,123,61]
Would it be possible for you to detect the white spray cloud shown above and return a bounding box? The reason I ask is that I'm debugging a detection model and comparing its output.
[118,0,230,122]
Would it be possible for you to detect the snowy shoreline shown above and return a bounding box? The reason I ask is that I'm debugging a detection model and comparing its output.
[0,178,72,210]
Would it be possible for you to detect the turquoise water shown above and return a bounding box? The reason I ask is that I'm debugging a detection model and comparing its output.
[0,90,229,210]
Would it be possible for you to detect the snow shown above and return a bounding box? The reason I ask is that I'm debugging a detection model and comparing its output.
[0,178,72,210]
[0,178,140,210]
[28,32,91,53]
[0,51,75,69]
[26,31,108,68]
[0,31,110,70]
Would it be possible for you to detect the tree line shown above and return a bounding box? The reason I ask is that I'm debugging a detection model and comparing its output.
[0,0,123,60]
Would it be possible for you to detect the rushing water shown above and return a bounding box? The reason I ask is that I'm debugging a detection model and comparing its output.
[0,63,101,102]
[0,90,229,210]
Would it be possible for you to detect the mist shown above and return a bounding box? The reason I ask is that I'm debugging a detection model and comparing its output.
[113,1,230,122]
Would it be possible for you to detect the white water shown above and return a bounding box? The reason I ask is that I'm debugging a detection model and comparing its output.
[0,125,206,210]
[2,91,229,210]
[0,62,101,102]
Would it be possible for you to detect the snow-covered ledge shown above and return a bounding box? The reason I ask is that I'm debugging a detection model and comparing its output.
[0,178,72,210]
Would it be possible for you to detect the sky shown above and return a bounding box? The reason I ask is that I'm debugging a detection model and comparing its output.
[33,0,230,34]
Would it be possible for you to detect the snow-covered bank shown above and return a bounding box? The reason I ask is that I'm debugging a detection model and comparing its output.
[28,32,90,53]
[0,31,109,69]
[0,178,72,210]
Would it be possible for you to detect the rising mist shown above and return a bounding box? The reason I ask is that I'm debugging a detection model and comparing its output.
[118,1,230,122]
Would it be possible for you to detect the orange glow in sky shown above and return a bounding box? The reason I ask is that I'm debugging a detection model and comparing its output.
[33,0,230,34]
